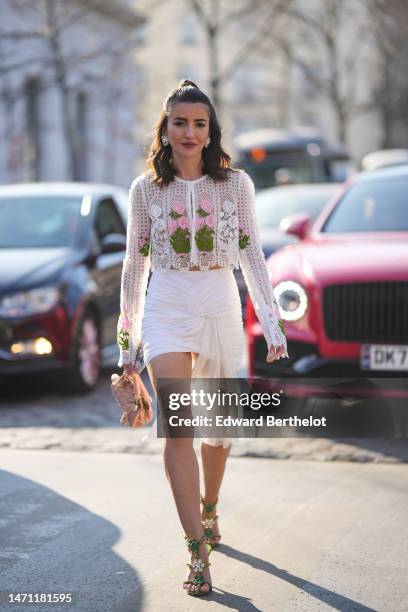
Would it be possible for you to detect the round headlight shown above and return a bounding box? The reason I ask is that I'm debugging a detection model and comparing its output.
[274,281,308,321]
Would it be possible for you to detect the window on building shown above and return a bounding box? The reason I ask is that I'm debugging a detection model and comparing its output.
[178,13,198,45]
[134,22,146,45]
[24,77,41,181]
[233,64,260,103]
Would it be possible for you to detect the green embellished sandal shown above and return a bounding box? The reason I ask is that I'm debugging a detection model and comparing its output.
[183,533,212,596]
[201,495,221,548]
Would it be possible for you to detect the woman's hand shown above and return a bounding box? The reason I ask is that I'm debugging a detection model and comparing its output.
[266,344,286,363]
[123,363,136,378]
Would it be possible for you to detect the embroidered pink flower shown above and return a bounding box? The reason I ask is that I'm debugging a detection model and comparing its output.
[195,217,204,230]
[121,313,130,332]
[178,216,189,230]
[172,201,185,215]
[138,233,149,248]
[200,199,213,214]
[168,219,178,233]
[206,214,215,229]
[138,232,150,256]
[239,225,250,249]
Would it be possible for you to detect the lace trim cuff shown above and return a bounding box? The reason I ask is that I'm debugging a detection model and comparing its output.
[259,306,289,360]
[117,343,146,373]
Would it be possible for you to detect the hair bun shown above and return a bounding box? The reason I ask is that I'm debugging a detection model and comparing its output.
[178,79,199,89]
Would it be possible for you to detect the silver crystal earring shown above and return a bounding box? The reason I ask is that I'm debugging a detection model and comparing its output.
[205,137,211,149]
[161,134,169,146]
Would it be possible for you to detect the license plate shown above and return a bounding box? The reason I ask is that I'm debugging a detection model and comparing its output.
[361,344,408,371]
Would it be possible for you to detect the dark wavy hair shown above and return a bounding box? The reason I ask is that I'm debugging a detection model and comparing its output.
[147,80,232,186]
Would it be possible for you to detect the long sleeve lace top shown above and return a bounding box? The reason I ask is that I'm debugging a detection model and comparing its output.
[117,169,288,370]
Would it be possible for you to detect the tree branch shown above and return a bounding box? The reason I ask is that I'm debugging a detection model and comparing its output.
[0,27,50,39]
[219,0,288,85]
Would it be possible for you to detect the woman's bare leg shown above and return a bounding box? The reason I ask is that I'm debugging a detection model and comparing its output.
[191,351,231,545]
[147,352,211,594]
[200,441,231,545]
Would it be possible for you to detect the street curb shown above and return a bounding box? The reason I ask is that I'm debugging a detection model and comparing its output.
[0,428,407,463]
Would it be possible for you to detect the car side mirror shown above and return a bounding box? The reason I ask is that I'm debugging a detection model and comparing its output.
[279,212,311,240]
[100,233,126,254]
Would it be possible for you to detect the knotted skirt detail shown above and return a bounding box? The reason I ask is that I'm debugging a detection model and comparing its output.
[141,267,246,447]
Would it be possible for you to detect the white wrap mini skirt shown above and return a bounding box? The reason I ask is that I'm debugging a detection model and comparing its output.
[141,267,246,447]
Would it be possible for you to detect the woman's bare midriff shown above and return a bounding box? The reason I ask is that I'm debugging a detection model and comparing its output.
[189,264,223,271]
[169,264,223,271]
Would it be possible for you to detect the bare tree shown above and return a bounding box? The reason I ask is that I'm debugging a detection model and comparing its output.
[187,0,292,110]
[44,0,76,178]
[274,0,376,144]
[367,0,408,147]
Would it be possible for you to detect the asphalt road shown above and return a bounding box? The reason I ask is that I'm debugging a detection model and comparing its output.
[0,449,407,612]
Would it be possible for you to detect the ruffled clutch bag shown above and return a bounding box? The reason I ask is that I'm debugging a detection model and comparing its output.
[111,371,153,427]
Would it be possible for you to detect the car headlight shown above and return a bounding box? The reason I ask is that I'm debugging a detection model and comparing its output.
[0,287,61,318]
[274,281,308,321]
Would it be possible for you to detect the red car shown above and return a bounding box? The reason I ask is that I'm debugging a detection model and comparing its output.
[246,164,408,380]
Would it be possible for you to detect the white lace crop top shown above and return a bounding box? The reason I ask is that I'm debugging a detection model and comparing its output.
[117,169,288,369]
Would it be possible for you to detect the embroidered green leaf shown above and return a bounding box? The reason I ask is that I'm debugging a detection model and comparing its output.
[139,242,150,256]
[195,225,214,252]
[169,210,182,220]
[117,329,129,350]
[197,207,209,218]
[239,233,250,249]
[170,227,191,253]
[278,319,286,336]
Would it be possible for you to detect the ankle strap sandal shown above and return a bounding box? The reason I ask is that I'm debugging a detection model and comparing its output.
[201,495,221,548]
[183,533,212,596]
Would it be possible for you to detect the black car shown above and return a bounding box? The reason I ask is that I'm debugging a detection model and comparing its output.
[0,182,129,392]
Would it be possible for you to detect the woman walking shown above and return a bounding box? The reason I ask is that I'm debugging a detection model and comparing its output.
[117,80,288,596]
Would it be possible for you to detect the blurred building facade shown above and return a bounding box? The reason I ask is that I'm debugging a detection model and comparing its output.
[3,1,404,186]
[134,0,408,171]
[0,0,145,187]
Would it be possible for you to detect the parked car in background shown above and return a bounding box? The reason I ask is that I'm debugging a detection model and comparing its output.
[0,182,128,392]
[234,128,350,190]
[246,165,408,379]
[235,183,340,314]
[255,183,341,259]
[360,149,408,172]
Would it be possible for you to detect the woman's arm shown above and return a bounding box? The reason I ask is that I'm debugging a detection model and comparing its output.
[237,171,288,359]
[117,175,151,372]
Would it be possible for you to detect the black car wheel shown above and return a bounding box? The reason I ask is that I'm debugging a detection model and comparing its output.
[64,310,101,393]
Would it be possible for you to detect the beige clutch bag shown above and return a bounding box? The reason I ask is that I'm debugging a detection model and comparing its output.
[111,371,153,427]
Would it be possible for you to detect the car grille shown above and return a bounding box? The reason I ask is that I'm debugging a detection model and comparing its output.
[323,281,408,343]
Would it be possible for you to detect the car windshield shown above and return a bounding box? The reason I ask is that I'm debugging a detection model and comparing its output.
[256,187,336,228]
[0,196,83,247]
[245,159,316,190]
[322,176,408,232]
